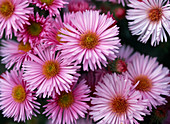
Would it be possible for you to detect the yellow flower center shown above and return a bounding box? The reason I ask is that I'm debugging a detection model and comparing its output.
[28,22,43,36]
[42,60,60,79]
[0,1,14,18]
[40,0,54,5]
[133,75,152,92]
[18,41,31,52]
[111,96,128,115]
[57,91,74,108]
[148,8,162,22]
[80,32,99,49]
[12,85,26,103]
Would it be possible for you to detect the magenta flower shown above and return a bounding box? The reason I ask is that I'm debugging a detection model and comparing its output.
[127,54,170,109]
[23,46,80,98]
[43,79,90,124]
[17,13,52,47]
[90,73,150,124]
[58,10,121,71]
[0,39,33,70]
[0,69,40,122]
[0,0,32,39]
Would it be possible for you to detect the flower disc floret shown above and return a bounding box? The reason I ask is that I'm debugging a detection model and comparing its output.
[148,8,162,22]
[27,22,43,36]
[111,96,128,115]
[42,60,60,79]
[57,91,74,108]
[0,1,14,18]
[80,32,99,49]
[18,41,31,52]
[133,75,152,92]
[12,85,26,103]
[40,0,54,5]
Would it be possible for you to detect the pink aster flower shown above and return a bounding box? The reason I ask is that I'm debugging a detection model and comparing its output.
[126,0,170,46]
[31,0,68,17]
[90,73,149,124]
[58,10,121,71]
[43,79,90,124]
[23,46,80,98]
[0,39,33,70]
[0,69,40,122]
[127,54,170,109]
[107,45,139,74]
[17,13,52,47]
[0,0,32,39]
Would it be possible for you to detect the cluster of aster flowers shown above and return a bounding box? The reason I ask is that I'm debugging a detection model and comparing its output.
[0,0,170,124]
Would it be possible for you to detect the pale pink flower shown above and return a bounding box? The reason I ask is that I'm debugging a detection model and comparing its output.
[0,39,33,70]
[0,0,32,39]
[43,79,90,124]
[126,0,170,46]
[23,46,80,98]
[31,0,68,16]
[90,73,149,124]
[17,13,52,47]
[0,69,40,122]
[127,54,170,109]
[58,10,121,71]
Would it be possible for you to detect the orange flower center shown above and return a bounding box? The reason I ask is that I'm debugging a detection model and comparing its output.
[0,1,14,18]
[28,22,42,36]
[148,8,162,22]
[133,75,152,92]
[57,91,74,108]
[12,85,26,103]
[111,96,128,115]
[42,60,60,79]
[40,0,54,5]
[80,32,99,49]
[18,41,31,52]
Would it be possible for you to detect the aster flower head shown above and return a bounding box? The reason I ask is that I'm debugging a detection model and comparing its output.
[43,79,90,124]
[58,10,121,71]
[17,13,52,47]
[0,39,33,70]
[107,45,139,74]
[127,54,170,109]
[23,46,80,98]
[0,0,33,39]
[31,0,68,17]
[126,0,170,46]
[90,73,149,124]
[0,69,40,122]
